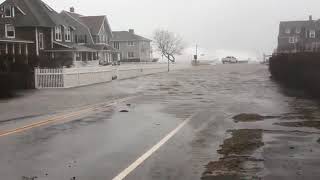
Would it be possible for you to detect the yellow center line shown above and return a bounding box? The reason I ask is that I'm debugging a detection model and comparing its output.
[0,96,138,138]
[0,108,93,137]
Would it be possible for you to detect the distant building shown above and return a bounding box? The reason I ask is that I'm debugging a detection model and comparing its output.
[278,15,320,53]
[111,29,152,62]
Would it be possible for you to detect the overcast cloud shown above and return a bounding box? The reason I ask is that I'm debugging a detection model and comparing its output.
[42,0,320,60]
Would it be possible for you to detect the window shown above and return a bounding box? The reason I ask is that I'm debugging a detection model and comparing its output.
[114,42,120,49]
[93,52,98,60]
[65,27,71,42]
[295,28,301,34]
[75,35,86,44]
[55,26,62,41]
[5,24,15,38]
[128,52,134,58]
[99,35,105,43]
[81,52,86,61]
[76,52,81,61]
[285,28,291,34]
[310,30,316,38]
[128,41,135,46]
[39,33,44,49]
[88,52,92,61]
[289,37,298,44]
[4,5,14,17]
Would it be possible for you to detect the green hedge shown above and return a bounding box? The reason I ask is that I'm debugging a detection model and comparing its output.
[269,52,320,97]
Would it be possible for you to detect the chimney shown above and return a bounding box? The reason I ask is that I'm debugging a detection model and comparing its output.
[129,29,134,34]
[70,7,75,13]
[309,15,313,21]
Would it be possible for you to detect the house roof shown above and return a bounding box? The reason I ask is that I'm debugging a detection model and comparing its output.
[111,31,152,42]
[61,11,112,37]
[88,44,117,51]
[60,10,94,44]
[279,20,320,30]
[3,0,68,27]
[0,38,34,43]
[46,41,97,52]
[80,16,105,35]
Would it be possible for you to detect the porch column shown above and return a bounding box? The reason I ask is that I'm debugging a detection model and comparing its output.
[12,43,15,63]
[25,44,29,64]
[51,28,54,48]
[73,52,76,64]
[25,44,28,56]
[35,27,39,56]
[5,43,8,54]
[18,43,22,55]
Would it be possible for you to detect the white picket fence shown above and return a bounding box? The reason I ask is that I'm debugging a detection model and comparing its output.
[35,68,64,88]
[35,66,114,88]
[34,63,190,89]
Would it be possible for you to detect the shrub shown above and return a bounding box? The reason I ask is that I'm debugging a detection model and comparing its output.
[269,52,320,98]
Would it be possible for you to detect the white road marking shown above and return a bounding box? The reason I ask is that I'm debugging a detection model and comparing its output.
[112,113,196,180]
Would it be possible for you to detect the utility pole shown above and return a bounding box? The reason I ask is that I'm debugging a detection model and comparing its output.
[196,44,198,64]
[193,44,198,65]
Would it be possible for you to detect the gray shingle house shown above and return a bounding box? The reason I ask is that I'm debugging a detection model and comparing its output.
[60,8,117,67]
[111,29,152,62]
[0,0,75,68]
[278,16,320,53]
[0,0,118,70]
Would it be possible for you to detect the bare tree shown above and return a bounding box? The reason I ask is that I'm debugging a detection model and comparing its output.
[153,29,185,71]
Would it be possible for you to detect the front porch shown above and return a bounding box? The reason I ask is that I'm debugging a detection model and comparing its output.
[44,43,116,68]
[0,39,34,72]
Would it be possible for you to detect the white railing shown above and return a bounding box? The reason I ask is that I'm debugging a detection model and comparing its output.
[35,63,191,89]
[35,68,64,88]
[35,66,114,88]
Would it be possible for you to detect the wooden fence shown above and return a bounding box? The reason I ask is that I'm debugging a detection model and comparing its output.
[35,68,64,88]
[34,63,190,89]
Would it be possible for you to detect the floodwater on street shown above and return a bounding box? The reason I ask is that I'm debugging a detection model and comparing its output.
[1,64,320,180]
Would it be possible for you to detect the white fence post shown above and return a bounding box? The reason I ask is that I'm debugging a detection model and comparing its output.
[34,67,39,89]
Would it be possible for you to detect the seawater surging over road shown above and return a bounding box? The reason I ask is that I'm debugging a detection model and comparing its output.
[0,64,320,180]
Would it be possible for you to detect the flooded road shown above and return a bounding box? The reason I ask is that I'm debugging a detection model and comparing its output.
[0,64,320,179]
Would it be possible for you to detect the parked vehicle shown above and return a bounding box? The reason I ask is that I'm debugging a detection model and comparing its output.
[222,56,238,64]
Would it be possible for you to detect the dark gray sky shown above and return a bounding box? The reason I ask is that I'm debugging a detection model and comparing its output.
[44,0,320,59]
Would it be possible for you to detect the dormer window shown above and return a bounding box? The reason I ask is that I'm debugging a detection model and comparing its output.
[4,5,14,18]
[55,26,62,41]
[310,30,316,38]
[285,28,291,34]
[128,41,135,46]
[5,24,15,38]
[65,27,71,42]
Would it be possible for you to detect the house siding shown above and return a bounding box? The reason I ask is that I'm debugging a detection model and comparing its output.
[277,19,320,53]
[114,40,151,62]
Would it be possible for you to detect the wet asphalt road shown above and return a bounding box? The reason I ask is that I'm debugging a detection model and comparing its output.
[1,64,320,180]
